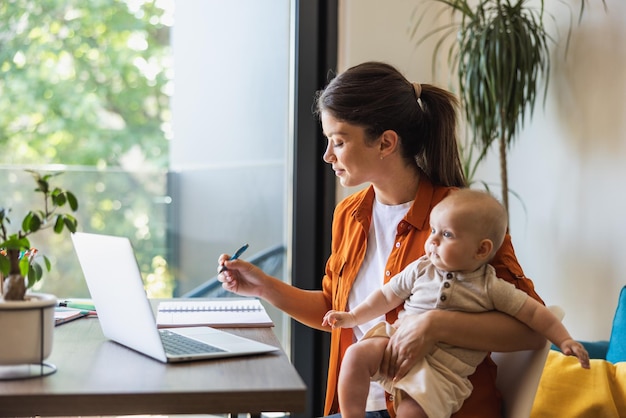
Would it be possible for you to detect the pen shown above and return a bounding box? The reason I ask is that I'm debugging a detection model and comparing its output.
[58,299,96,311]
[219,243,249,273]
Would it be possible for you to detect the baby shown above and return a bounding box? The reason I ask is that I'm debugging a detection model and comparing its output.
[323,189,590,418]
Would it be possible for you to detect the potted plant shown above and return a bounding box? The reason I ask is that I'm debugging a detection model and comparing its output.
[411,0,605,214]
[0,170,78,369]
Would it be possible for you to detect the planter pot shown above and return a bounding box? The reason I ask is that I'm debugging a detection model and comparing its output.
[0,293,56,365]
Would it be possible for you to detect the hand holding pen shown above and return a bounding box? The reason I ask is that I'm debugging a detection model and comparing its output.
[218,243,249,273]
[217,243,266,298]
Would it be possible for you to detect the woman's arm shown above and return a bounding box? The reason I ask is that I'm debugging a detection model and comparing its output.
[431,309,546,351]
[380,309,546,380]
[262,273,331,330]
[218,258,331,330]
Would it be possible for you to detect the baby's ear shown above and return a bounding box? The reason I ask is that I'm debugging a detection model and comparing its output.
[476,239,493,260]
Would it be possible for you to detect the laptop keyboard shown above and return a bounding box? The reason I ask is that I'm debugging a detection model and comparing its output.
[159,329,226,356]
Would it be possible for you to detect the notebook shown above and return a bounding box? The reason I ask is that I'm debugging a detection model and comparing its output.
[54,307,90,326]
[71,231,279,363]
[157,298,274,328]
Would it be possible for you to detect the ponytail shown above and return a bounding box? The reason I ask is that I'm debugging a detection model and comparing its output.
[416,84,466,187]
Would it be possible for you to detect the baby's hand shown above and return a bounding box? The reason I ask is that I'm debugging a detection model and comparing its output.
[322,310,356,329]
[560,339,591,369]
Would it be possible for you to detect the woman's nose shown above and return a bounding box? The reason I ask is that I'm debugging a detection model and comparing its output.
[322,145,334,163]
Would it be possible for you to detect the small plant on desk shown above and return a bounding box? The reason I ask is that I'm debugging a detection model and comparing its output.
[0,170,79,301]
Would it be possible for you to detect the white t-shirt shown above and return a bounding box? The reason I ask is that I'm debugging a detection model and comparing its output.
[348,198,412,411]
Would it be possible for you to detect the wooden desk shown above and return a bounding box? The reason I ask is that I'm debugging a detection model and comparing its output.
[0,315,306,417]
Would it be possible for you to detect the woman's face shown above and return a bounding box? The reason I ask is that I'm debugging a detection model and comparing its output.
[321,112,381,188]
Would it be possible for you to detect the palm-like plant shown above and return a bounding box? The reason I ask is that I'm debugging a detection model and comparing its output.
[412,0,605,214]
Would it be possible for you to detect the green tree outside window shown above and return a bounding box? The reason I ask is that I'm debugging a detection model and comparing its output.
[0,0,175,298]
[0,0,172,168]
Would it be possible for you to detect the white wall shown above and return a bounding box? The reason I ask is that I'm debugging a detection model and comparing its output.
[338,0,625,341]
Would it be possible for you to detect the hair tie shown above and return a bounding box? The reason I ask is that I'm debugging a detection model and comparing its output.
[412,82,424,111]
[412,82,422,100]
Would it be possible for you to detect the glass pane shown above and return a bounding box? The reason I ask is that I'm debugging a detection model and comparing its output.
[169,0,293,351]
[0,167,172,297]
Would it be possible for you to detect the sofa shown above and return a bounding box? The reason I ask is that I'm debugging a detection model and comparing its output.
[530,286,626,417]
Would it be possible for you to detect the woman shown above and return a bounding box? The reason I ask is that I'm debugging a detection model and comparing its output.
[218,61,545,418]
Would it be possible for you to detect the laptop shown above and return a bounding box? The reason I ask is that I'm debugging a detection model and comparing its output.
[71,231,278,363]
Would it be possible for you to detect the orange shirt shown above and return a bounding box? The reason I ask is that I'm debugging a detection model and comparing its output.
[321,178,543,417]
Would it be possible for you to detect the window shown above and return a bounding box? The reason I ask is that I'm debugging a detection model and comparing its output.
[0,0,174,297]
[1,0,292,347]
[2,2,336,414]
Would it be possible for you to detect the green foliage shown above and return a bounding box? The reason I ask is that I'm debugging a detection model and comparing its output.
[0,170,79,289]
[0,1,175,298]
[453,0,551,152]
[0,0,172,167]
[411,0,605,211]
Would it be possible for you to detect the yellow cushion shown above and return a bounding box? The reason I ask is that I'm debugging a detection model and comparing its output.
[531,350,626,418]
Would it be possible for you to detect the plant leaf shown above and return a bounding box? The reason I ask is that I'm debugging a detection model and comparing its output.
[27,262,44,288]
[19,256,30,277]
[43,255,52,271]
[53,215,65,233]
[63,215,78,233]
[23,212,42,233]
[0,255,10,276]
[66,192,79,211]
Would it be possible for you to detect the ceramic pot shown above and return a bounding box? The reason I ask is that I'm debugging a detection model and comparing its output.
[0,293,56,365]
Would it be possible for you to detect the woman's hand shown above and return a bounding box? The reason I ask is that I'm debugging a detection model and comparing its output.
[217,254,331,330]
[380,310,439,381]
[380,308,548,381]
[217,256,267,298]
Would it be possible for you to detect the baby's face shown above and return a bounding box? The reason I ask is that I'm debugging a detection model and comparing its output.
[424,202,485,273]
